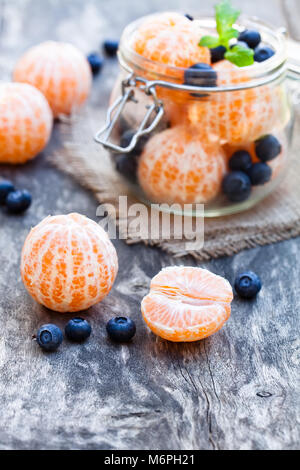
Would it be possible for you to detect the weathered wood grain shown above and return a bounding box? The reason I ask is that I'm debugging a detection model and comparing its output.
[0,0,299,450]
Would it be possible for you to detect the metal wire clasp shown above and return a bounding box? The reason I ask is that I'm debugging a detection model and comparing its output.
[94,73,164,153]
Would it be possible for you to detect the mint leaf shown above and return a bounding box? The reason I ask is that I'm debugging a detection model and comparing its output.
[215,0,240,37]
[219,27,239,47]
[199,35,220,48]
[225,45,254,67]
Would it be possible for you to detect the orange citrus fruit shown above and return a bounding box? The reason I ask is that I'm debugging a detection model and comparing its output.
[141,266,233,342]
[131,12,210,72]
[0,83,53,164]
[137,125,227,204]
[188,61,289,145]
[130,12,210,106]
[13,41,92,117]
[21,213,118,313]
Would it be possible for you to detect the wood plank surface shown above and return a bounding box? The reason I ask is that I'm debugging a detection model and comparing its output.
[0,0,299,450]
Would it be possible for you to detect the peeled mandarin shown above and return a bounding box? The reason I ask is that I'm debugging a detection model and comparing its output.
[21,213,118,313]
[13,41,92,117]
[130,12,210,106]
[188,61,289,145]
[141,266,233,342]
[137,125,227,204]
[131,12,210,72]
[0,83,53,164]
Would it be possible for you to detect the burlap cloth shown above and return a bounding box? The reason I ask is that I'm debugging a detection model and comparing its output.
[52,105,300,260]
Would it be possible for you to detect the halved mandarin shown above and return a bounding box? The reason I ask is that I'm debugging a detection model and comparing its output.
[13,41,92,117]
[141,266,233,342]
[0,83,53,164]
[137,125,227,204]
[21,213,118,313]
[188,61,290,145]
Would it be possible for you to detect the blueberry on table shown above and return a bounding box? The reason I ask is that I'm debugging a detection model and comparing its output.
[248,162,272,185]
[0,180,15,204]
[238,29,261,49]
[210,45,227,64]
[234,272,262,299]
[184,63,217,88]
[6,189,32,214]
[222,171,252,202]
[120,130,147,157]
[255,135,282,162]
[87,52,103,75]
[106,317,136,343]
[115,153,138,183]
[254,46,275,62]
[65,318,92,342]
[229,150,253,172]
[36,324,63,352]
[103,39,119,57]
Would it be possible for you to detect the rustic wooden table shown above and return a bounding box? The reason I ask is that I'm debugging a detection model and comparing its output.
[0,0,299,450]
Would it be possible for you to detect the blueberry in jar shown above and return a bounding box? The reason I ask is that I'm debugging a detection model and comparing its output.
[222,171,252,202]
[255,135,282,162]
[248,163,272,185]
[238,29,261,49]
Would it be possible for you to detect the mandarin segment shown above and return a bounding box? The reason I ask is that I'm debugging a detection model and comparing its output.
[13,41,92,117]
[0,83,53,164]
[21,213,118,313]
[137,125,227,204]
[188,61,289,145]
[141,266,233,342]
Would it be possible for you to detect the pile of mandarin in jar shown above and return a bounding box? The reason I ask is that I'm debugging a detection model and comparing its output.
[112,1,291,210]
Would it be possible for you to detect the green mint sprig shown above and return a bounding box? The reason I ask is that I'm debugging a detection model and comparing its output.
[199,0,254,67]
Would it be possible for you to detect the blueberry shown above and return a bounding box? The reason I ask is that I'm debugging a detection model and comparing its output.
[65,318,92,342]
[120,130,147,157]
[248,163,272,185]
[185,14,194,21]
[0,180,15,204]
[222,171,252,202]
[184,63,217,88]
[106,317,136,343]
[6,190,32,214]
[238,29,261,49]
[103,40,119,57]
[255,135,282,162]
[210,45,227,64]
[115,154,138,183]
[87,52,103,75]
[230,41,249,49]
[229,151,253,172]
[234,271,262,299]
[254,46,275,63]
[36,324,63,352]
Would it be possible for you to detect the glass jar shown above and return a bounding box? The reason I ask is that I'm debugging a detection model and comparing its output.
[95,13,298,217]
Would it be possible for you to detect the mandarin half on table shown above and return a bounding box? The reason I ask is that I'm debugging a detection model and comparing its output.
[13,41,92,117]
[21,213,118,313]
[141,266,233,342]
[0,83,53,164]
